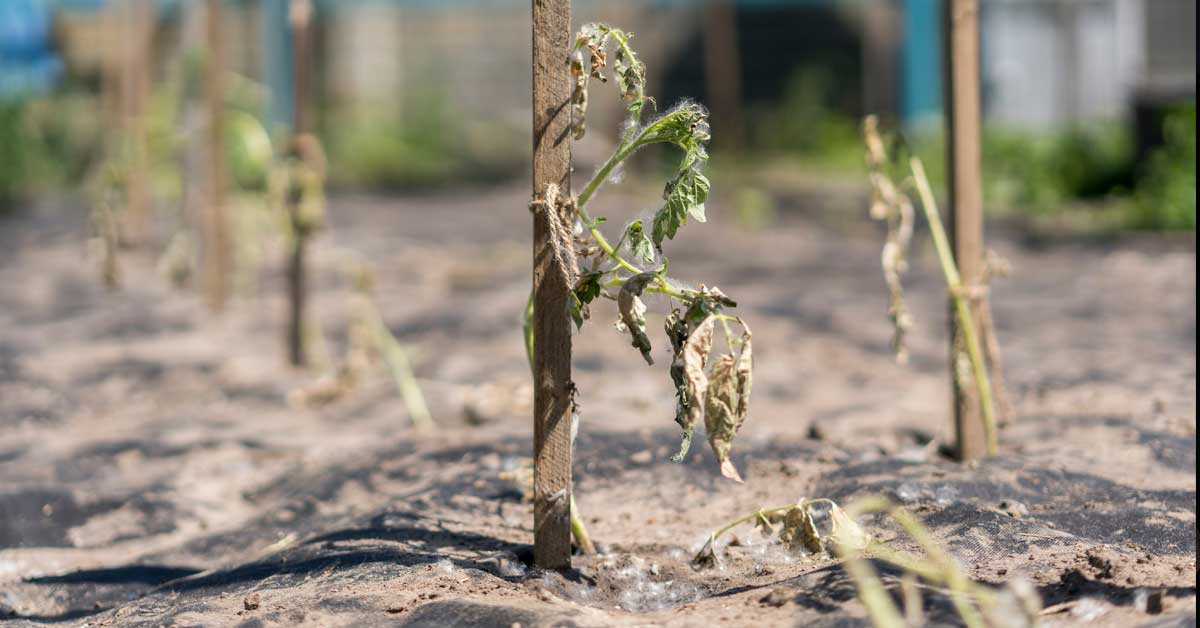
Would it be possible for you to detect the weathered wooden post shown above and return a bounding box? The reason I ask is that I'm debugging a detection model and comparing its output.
[122,0,155,244]
[944,0,995,460]
[204,0,230,312]
[702,0,745,152]
[531,0,574,569]
[285,0,313,366]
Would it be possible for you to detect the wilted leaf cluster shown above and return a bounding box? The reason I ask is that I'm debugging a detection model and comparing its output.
[693,499,870,569]
[552,24,753,483]
[862,116,914,364]
[662,294,751,482]
[571,23,648,140]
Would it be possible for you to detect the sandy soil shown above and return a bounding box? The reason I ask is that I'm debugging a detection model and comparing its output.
[0,184,1195,627]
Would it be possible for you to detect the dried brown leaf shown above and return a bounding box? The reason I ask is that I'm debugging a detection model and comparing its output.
[674,314,716,437]
[780,505,823,555]
[829,503,871,554]
[706,355,742,483]
[618,272,659,365]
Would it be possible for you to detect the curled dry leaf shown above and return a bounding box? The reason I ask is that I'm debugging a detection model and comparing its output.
[570,51,589,140]
[705,321,752,482]
[863,117,914,364]
[829,504,871,554]
[705,355,742,482]
[780,506,823,555]
[672,314,715,457]
[734,320,753,420]
[618,272,659,365]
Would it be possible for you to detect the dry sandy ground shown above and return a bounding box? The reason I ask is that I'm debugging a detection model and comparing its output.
[0,184,1195,627]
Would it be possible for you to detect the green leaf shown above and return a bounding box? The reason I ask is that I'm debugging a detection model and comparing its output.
[624,220,655,265]
[569,271,604,330]
[651,167,710,248]
[645,103,709,152]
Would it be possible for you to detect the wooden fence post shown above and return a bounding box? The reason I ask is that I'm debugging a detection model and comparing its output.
[531,0,574,569]
[123,0,154,245]
[944,0,989,461]
[285,0,313,367]
[702,0,745,152]
[204,0,230,312]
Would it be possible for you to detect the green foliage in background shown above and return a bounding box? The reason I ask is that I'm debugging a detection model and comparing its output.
[751,68,862,171]
[324,91,523,190]
[0,102,30,209]
[1133,103,1196,230]
[749,68,1194,232]
[1,90,103,209]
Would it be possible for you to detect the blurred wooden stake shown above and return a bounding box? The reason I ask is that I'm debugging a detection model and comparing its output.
[285,0,314,367]
[702,0,744,152]
[204,0,230,312]
[123,0,155,245]
[944,0,997,460]
[531,0,573,569]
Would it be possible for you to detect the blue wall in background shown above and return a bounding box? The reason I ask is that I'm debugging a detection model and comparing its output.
[902,0,942,127]
[0,0,63,99]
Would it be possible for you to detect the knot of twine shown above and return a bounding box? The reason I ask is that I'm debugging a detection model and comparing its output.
[529,183,580,290]
[957,250,1011,301]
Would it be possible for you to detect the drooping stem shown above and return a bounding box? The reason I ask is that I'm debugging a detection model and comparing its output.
[703,498,837,547]
[574,127,698,302]
[909,157,997,456]
[286,230,308,366]
[364,297,433,431]
[570,494,597,555]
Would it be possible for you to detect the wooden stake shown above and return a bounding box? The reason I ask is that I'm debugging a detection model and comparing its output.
[123,0,154,245]
[531,0,573,569]
[290,0,313,135]
[284,0,314,367]
[702,0,745,152]
[204,0,230,312]
[944,0,993,460]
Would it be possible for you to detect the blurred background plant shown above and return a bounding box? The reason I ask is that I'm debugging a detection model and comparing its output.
[1,0,1195,234]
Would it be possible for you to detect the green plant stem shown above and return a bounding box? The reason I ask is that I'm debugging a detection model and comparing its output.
[837,548,906,628]
[365,303,433,431]
[909,157,998,456]
[570,494,597,555]
[523,288,535,377]
[848,497,994,628]
[576,135,692,301]
[704,499,836,545]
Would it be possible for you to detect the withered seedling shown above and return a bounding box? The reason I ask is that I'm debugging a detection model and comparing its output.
[862,116,1010,455]
[524,23,755,548]
[289,260,433,431]
[269,132,327,367]
[695,495,1040,628]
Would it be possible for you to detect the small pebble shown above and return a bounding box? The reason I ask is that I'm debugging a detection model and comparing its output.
[243,593,260,611]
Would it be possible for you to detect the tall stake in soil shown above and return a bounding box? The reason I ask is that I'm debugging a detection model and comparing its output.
[910,158,997,458]
[944,0,998,460]
[285,0,314,366]
[122,0,155,245]
[203,0,230,312]
[531,0,575,569]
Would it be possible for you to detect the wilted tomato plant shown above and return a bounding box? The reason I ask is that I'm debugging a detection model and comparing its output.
[524,23,755,488]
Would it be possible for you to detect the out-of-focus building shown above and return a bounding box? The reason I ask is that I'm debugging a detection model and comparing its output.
[22,0,1198,148]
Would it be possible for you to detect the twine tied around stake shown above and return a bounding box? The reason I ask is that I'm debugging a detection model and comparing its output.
[529,183,581,294]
